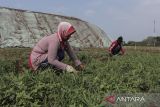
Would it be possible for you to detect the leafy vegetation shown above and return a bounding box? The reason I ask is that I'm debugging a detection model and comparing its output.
[0,47,160,106]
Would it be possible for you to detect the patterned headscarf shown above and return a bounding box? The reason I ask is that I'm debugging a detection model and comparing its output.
[57,22,75,42]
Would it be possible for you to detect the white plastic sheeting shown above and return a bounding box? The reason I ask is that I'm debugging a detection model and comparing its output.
[0,7,111,48]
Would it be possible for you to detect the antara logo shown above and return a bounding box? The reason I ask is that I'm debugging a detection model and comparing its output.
[116,96,145,102]
[105,95,116,104]
[105,95,145,104]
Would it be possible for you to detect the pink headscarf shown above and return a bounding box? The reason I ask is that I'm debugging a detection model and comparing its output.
[57,22,75,42]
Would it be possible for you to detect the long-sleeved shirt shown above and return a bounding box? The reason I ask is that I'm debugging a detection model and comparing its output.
[108,40,125,55]
[29,33,81,70]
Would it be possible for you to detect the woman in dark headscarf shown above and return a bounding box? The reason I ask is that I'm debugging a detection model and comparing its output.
[108,36,125,56]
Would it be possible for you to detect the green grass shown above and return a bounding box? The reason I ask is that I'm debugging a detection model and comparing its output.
[0,48,160,106]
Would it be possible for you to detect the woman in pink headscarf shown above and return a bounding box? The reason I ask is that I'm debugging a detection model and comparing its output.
[28,22,84,73]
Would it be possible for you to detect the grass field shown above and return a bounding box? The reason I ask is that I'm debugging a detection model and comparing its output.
[0,47,160,106]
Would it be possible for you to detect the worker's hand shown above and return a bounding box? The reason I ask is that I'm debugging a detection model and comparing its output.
[76,64,85,71]
[118,52,124,56]
[66,65,78,73]
[118,53,122,56]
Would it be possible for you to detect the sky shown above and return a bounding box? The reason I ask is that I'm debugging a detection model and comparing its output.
[0,0,160,42]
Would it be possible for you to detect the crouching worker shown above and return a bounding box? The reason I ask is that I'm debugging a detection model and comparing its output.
[108,36,125,57]
[28,22,84,74]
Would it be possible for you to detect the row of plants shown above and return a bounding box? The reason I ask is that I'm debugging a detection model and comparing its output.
[0,48,160,106]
